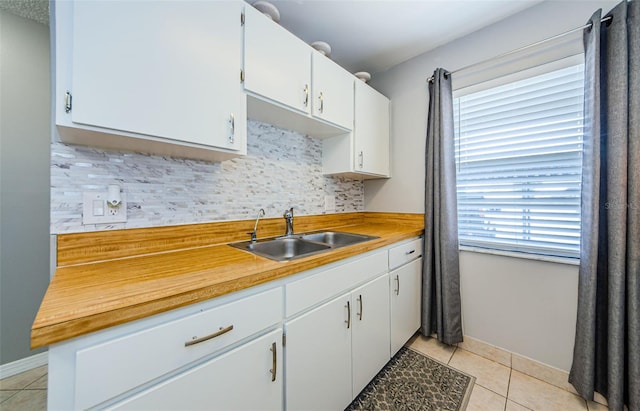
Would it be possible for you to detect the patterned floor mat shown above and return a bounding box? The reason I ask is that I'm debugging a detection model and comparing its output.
[346,346,475,411]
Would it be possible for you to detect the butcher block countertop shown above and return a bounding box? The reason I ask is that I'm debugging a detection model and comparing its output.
[31,212,424,349]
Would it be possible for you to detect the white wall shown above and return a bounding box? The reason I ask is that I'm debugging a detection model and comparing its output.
[459,252,579,370]
[0,10,51,365]
[365,0,617,371]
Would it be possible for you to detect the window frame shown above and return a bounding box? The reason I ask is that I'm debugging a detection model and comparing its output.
[452,56,585,263]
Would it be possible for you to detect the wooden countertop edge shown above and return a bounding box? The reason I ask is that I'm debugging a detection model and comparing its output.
[31,226,423,348]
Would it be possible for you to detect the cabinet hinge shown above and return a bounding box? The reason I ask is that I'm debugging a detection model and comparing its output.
[241,12,245,25]
[282,333,286,347]
[64,91,72,113]
[240,70,245,83]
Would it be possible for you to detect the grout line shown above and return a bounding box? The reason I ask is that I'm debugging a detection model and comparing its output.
[0,390,19,404]
[504,367,512,411]
[24,375,47,391]
[475,382,509,399]
[448,344,458,365]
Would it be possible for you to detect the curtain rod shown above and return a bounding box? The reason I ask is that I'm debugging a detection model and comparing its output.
[426,15,612,83]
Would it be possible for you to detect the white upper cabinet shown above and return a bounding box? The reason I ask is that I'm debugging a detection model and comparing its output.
[322,81,391,179]
[55,0,246,161]
[311,51,355,130]
[243,5,354,138]
[54,0,389,166]
[353,80,391,177]
[244,4,311,116]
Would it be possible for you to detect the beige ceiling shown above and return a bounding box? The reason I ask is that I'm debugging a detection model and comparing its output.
[263,0,544,74]
[1,0,546,75]
[0,0,49,25]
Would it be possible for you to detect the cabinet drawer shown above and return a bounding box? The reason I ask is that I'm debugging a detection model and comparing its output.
[388,238,423,270]
[75,287,282,409]
[286,250,387,317]
[109,329,283,411]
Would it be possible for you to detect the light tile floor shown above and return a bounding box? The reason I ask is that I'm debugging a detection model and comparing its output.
[0,365,47,410]
[408,334,608,411]
[0,338,609,411]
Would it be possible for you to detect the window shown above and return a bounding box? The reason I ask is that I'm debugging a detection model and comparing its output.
[453,64,584,259]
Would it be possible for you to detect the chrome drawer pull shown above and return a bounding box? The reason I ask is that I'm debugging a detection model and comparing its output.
[185,325,234,347]
[270,342,277,382]
[405,249,416,255]
[303,84,309,107]
[345,301,351,329]
[357,294,363,321]
[229,113,235,144]
[395,275,400,296]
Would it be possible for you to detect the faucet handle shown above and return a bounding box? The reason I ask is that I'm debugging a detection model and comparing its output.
[284,207,294,218]
[249,208,265,243]
[283,207,295,236]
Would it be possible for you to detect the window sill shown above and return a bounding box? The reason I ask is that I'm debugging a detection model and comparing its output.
[458,245,580,266]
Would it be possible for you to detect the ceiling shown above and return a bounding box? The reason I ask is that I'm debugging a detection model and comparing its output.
[1,0,545,75]
[259,0,544,74]
[0,0,49,25]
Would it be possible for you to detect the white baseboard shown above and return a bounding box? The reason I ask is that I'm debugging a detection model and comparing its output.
[0,351,48,379]
[458,336,581,395]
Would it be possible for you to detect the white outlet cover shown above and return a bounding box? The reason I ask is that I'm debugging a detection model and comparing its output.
[82,192,127,225]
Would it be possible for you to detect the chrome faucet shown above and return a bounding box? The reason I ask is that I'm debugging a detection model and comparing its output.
[248,208,265,242]
[283,207,294,237]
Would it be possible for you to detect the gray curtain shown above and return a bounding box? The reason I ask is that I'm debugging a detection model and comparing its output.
[569,1,639,410]
[422,68,463,345]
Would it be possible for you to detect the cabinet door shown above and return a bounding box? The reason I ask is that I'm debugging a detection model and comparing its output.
[70,0,245,151]
[244,5,311,115]
[285,294,352,411]
[110,329,283,411]
[351,274,391,396]
[354,81,390,176]
[390,258,422,355]
[311,52,354,130]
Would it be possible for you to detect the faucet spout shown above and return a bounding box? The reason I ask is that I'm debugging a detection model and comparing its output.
[249,208,265,242]
[283,207,294,237]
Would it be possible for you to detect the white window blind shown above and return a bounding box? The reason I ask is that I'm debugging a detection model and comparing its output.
[453,64,584,259]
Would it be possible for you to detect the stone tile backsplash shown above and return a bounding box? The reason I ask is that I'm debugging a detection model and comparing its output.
[51,120,364,233]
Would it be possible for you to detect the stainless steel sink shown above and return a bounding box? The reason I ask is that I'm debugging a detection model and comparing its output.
[299,231,378,246]
[230,231,379,262]
[230,237,331,261]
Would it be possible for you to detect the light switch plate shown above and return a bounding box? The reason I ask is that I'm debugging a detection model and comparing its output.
[82,192,127,225]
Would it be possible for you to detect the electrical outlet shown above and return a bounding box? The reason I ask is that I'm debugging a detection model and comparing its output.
[82,192,127,225]
[108,206,120,216]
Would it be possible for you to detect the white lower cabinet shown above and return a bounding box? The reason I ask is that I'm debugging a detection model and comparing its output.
[47,240,422,410]
[284,294,352,411]
[390,258,422,356]
[351,274,391,396]
[48,287,283,410]
[389,239,423,356]
[285,272,390,410]
[109,329,283,411]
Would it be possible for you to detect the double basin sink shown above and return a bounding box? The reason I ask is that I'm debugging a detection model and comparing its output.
[230,231,379,262]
